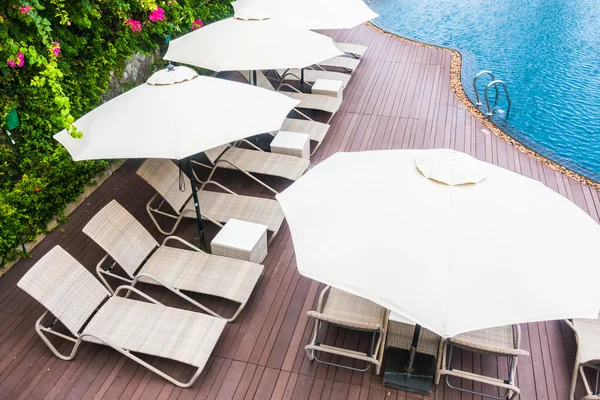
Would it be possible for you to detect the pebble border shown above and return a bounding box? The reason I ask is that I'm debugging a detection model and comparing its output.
[367,22,600,191]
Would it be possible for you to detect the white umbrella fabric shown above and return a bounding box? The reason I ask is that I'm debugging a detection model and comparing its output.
[231,0,379,30]
[56,65,299,248]
[55,66,299,160]
[276,149,600,337]
[163,11,343,72]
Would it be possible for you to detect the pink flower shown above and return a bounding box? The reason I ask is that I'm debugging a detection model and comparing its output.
[125,19,142,32]
[148,7,164,22]
[16,52,24,67]
[19,5,31,13]
[6,59,16,67]
[51,41,60,57]
[191,19,203,30]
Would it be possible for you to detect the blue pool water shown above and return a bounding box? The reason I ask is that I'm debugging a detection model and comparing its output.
[367,0,600,181]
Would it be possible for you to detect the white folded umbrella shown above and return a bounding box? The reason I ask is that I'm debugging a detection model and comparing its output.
[163,10,343,72]
[55,65,299,249]
[276,149,600,338]
[232,0,379,30]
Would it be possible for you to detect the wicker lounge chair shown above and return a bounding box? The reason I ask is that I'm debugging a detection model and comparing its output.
[316,56,361,73]
[435,324,529,400]
[565,318,600,400]
[83,200,264,322]
[335,42,368,59]
[305,286,389,374]
[137,159,284,243]
[279,118,330,156]
[17,245,227,387]
[196,143,310,195]
[241,70,341,123]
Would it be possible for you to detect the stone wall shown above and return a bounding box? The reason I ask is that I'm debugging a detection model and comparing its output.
[105,52,157,99]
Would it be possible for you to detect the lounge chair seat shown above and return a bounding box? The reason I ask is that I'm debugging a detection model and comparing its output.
[565,318,600,400]
[277,68,351,88]
[336,42,368,58]
[17,245,227,388]
[305,286,389,375]
[84,200,264,321]
[241,70,342,122]
[214,146,309,193]
[137,159,284,242]
[317,56,360,72]
[281,118,330,144]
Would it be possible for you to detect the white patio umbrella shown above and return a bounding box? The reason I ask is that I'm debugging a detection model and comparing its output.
[277,149,600,337]
[163,10,343,74]
[55,65,299,248]
[276,148,600,388]
[231,0,379,30]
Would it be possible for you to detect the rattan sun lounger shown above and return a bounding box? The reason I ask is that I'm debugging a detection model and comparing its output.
[276,68,351,88]
[335,42,368,59]
[279,118,330,156]
[316,56,361,73]
[241,70,341,122]
[305,286,389,375]
[435,325,529,400]
[17,245,227,387]
[197,143,310,195]
[137,159,284,243]
[565,319,600,400]
[83,200,264,322]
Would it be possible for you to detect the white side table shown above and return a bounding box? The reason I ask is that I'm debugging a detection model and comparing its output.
[312,78,344,99]
[211,218,268,264]
[270,131,310,160]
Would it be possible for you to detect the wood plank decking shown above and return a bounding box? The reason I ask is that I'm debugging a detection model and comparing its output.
[0,24,598,399]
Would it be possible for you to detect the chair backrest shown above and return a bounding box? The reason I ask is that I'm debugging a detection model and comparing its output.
[17,246,110,335]
[82,200,159,277]
[204,145,230,165]
[136,159,192,213]
[238,70,276,91]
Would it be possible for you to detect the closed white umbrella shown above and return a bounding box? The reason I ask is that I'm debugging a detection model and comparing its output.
[232,0,378,30]
[55,65,299,248]
[163,11,343,72]
[277,149,600,337]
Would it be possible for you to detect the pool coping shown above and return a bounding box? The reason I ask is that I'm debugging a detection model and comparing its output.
[366,22,600,191]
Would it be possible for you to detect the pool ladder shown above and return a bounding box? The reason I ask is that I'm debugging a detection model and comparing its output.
[473,71,511,117]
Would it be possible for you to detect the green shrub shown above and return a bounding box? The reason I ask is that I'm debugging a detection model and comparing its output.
[0,0,233,263]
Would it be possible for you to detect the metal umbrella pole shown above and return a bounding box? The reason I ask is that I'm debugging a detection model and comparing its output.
[185,157,208,252]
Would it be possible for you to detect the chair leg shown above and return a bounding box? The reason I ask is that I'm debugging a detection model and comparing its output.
[435,340,447,385]
[35,311,82,361]
[146,195,184,235]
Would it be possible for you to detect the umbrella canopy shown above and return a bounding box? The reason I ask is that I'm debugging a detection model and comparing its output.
[162,10,343,72]
[276,149,600,338]
[231,0,378,30]
[54,66,299,160]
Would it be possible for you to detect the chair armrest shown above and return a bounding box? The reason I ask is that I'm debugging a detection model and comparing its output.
[162,236,203,252]
[113,285,164,305]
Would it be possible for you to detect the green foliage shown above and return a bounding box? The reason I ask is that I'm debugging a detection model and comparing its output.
[0,0,233,263]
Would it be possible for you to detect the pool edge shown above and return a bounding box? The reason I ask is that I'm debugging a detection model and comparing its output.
[365,21,600,191]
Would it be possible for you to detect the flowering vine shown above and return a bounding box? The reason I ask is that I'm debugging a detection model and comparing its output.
[192,18,203,30]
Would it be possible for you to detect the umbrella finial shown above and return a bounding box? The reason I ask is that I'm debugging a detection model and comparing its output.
[167,63,175,72]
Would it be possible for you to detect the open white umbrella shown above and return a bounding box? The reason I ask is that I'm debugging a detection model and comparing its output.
[231,0,378,30]
[163,10,343,73]
[276,149,600,389]
[55,65,299,248]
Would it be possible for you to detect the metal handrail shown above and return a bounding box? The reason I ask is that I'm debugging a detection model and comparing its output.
[484,80,511,117]
[473,70,498,106]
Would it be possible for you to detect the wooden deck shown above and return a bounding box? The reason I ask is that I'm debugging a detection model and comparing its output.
[0,24,598,399]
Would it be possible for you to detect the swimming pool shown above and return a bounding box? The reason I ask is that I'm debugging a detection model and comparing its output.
[367,0,600,182]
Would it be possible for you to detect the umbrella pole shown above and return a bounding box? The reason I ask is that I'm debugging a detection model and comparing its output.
[186,157,208,252]
[382,323,435,395]
[407,324,421,372]
[252,70,257,86]
[300,68,305,91]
